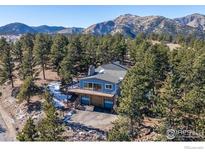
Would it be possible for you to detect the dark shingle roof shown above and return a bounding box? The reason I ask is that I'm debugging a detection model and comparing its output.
[81,62,127,84]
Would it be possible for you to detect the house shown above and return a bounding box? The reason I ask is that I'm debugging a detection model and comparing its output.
[68,62,128,110]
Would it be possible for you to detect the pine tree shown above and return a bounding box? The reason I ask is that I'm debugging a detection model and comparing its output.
[128,38,152,64]
[20,49,37,79]
[110,34,127,63]
[17,76,35,104]
[66,36,82,72]
[118,62,153,139]
[20,33,34,52]
[159,43,205,141]
[148,44,169,81]
[158,74,180,140]
[13,40,23,65]
[50,34,68,72]
[108,117,130,141]
[0,38,15,88]
[96,35,111,64]
[34,34,52,80]
[38,91,64,141]
[17,117,38,141]
[19,34,36,79]
[59,53,74,85]
[79,35,97,69]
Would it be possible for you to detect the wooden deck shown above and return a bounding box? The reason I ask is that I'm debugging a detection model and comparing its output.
[67,88,114,98]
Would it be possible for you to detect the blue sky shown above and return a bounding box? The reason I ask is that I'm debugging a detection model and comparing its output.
[0,6,205,28]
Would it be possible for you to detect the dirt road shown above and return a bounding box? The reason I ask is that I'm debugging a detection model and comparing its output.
[0,113,8,141]
[0,105,16,141]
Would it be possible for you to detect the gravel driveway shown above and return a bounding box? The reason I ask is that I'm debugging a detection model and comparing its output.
[71,110,118,131]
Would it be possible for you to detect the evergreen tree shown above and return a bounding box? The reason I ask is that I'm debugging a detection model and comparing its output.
[66,36,82,72]
[17,117,38,141]
[128,37,152,64]
[38,91,64,141]
[13,40,23,65]
[34,34,52,80]
[110,34,127,63]
[17,76,35,104]
[59,52,74,85]
[158,74,180,140]
[20,49,37,79]
[192,53,205,86]
[108,117,130,141]
[79,35,97,70]
[158,44,205,141]
[20,33,34,52]
[96,35,111,64]
[0,38,15,88]
[50,34,68,72]
[148,44,169,81]
[19,34,36,79]
[118,59,154,139]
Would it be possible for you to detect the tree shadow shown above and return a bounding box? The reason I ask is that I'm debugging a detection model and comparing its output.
[140,123,154,136]
[0,125,6,133]
[26,101,42,113]
[11,87,20,98]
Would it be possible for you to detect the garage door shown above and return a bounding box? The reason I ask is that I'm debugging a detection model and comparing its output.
[91,95,103,107]
[81,96,90,105]
[104,99,113,109]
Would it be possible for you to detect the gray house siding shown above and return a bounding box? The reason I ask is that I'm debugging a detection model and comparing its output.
[79,78,117,94]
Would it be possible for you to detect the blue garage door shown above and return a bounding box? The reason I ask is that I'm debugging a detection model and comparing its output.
[104,99,113,109]
[81,96,90,105]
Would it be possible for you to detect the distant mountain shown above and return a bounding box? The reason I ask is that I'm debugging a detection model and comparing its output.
[32,25,65,33]
[57,27,84,34]
[1,13,205,38]
[84,14,205,38]
[174,13,205,31]
[0,22,36,35]
[0,22,84,35]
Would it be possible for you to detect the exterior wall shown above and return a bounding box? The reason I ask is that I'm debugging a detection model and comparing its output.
[78,78,122,109]
[91,95,104,107]
[79,78,117,94]
[79,94,115,109]
[115,83,121,95]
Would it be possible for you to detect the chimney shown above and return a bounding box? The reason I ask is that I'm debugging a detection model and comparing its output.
[88,65,95,76]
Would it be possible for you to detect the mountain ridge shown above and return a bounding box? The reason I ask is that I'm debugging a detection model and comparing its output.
[1,13,205,38]
[84,13,205,38]
[0,22,84,35]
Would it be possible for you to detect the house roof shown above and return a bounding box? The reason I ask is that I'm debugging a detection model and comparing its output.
[81,62,128,84]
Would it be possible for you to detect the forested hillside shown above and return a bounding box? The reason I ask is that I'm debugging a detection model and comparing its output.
[0,33,204,141]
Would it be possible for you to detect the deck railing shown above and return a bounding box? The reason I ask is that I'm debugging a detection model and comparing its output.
[67,83,80,89]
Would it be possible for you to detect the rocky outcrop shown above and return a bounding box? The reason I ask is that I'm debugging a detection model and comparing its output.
[84,14,205,38]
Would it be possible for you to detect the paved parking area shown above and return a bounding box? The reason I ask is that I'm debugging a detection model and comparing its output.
[70,110,118,131]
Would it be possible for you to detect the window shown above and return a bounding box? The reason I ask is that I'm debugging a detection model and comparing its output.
[105,84,113,90]
[93,83,102,91]
[84,82,102,91]
[84,82,93,89]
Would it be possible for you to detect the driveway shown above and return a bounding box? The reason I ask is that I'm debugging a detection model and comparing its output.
[70,110,118,131]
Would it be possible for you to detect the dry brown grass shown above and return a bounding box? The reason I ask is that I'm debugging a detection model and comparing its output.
[166,43,181,51]
[35,69,60,86]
